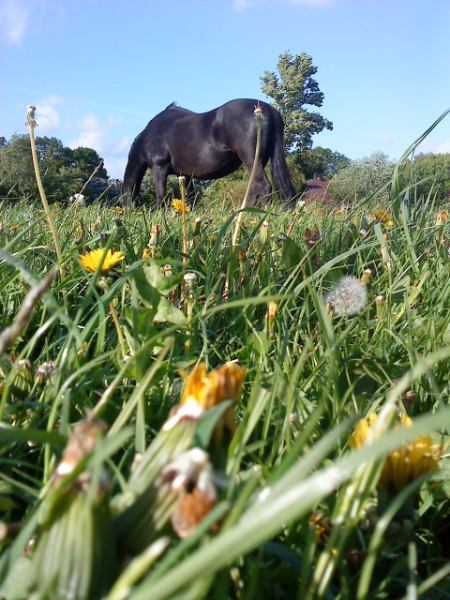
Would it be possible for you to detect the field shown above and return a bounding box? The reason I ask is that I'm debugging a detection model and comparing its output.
[0,138,450,599]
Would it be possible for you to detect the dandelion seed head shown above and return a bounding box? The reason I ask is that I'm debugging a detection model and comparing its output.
[325,276,368,316]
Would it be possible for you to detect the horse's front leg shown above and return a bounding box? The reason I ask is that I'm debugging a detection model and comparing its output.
[152,164,169,207]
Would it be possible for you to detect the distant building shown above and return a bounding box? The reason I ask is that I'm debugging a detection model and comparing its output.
[303,177,333,203]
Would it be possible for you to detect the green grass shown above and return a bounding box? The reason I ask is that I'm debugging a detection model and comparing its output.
[0,144,450,599]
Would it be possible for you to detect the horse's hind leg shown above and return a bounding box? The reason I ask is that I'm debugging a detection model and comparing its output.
[152,164,170,207]
[242,161,272,206]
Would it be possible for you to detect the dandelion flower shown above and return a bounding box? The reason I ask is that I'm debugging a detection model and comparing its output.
[325,276,368,316]
[267,301,278,320]
[350,413,442,493]
[372,208,393,228]
[160,448,217,539]
[142,247,151,260]
[79,248,124,273]
[164,362,245,435]
[436,209,449,226]
[172,199,190,214]
[180,362,245,409]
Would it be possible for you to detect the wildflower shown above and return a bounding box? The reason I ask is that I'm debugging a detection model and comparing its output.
[259,221,269,245]
[350,413,442,493]
[77,341,89,357]
[164,361,245,434]
[309,510,330,541]
[180,362,245,409]
[142,247,151,259]
[325,276,368,316]
[35,360,57,384]
[149,223,160,246]
[372,208,393,228]
[349,413,378,448]
[304,225,320,248]
[361,269,372,285]
[267,301,278,320]
[54,416,107,481]
[436,209,449,226]
[79,248,124,273]
[160,448,217,539]
[172,199,190,214]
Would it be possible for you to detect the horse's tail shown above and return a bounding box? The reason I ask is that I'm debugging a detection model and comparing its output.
[271,111,296,204]
[122,132,148,201]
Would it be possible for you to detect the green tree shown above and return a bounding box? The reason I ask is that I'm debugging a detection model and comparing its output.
[297,147,351,180]
[0,135,109,202]
[261,51,333,152]
[404,153,450,201]
[72,147,108,180]
[328,152,394,205]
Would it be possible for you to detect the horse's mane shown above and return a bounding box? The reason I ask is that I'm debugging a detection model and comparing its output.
[165,101,194,114]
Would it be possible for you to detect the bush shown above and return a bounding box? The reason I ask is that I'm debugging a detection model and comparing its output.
[328,152,394,205]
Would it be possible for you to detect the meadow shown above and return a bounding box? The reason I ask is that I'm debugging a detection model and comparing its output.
[0,121,449,599]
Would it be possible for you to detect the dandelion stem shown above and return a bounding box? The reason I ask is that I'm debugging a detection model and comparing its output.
[224,105,263,300]
[26,106,65,278]
[179,176,188,270]
[109,301,127,360]
[231,106,263,249]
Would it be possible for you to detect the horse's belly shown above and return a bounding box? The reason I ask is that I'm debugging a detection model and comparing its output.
[171,147,241,180]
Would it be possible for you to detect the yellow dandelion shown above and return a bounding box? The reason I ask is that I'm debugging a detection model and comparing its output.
[436,209,449,226]
[180,362,245,441]
[181,362,245,409]
[142,247,151,259]
[79,248,124,273]
[172,199,190,214]
[372,208,393,228]
[308,510,330,541]
[267,301,278,320]
[350,413,441,493]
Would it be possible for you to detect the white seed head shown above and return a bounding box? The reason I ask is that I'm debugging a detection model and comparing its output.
[161,447,216,500]
[325,276,368,316]
[183,272,197,285]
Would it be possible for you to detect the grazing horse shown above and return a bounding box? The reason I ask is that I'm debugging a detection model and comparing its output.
[122,98,296,206]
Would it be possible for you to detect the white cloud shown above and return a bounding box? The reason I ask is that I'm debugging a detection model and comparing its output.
[69,113,132,178]
[380,133,395,146]
[35,96,62,132]
[103,156,128,179]
[116,135,130,153]
[0,0,30,43]
[417,138,450,154]
[107,114,123,127]
[70,115,103,152]
[233,0,332,10]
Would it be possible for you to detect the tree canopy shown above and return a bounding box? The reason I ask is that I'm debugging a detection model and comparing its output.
[296,146,351,180]
[260,51,333,152]
[0,135,109,202]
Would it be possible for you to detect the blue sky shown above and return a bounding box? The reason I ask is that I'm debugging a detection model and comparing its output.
[1,0,449,178]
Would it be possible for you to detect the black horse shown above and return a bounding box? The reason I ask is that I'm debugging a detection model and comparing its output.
[122,98,295,206]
